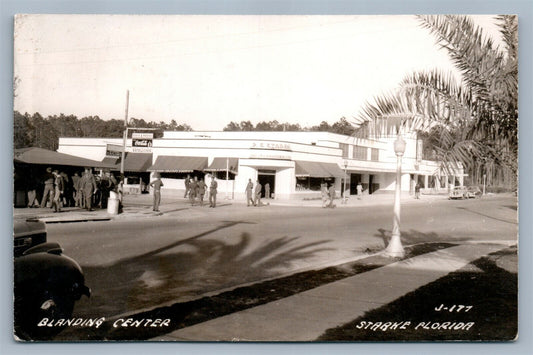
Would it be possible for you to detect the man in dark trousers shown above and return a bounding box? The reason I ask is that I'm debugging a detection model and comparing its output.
[40,167,55,208]
[149,173,164,212]
[209,177,218,208]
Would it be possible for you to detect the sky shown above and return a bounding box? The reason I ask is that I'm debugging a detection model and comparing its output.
[13,14,505,131]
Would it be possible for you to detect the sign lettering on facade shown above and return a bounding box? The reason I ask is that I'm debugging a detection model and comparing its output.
[132,133,153,153]
[249,153,291,160]
[251,141,291,151]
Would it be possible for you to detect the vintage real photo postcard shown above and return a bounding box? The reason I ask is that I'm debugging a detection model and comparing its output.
[13,14,518,341]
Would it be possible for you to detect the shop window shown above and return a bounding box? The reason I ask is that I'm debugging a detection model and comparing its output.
[371,148,379,161]
[339,143,349,158]
[353,146,367,160]
[296,177,335,191]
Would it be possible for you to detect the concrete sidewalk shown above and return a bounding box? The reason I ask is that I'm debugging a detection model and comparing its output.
[151,242,513,341]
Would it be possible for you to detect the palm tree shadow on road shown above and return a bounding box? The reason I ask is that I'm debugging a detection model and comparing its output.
[71,221,334,319]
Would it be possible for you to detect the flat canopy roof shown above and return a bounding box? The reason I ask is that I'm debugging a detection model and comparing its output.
[14,147,115,168]
[204,158,239,173]
[295,161,344,178]
[148,156,208,173]
[112,153,153,172]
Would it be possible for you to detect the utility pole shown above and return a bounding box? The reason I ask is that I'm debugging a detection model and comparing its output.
[120,90,129,179]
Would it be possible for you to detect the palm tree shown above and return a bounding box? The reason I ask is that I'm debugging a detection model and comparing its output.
[354,15,518,188]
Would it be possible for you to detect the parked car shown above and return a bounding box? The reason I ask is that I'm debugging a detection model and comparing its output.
[448,186,468,199]
[14,218,90,340]
[466,186,482,199]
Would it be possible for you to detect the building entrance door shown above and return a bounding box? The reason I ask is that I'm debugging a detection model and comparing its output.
[350,173,362,195]
[258,170,275,198]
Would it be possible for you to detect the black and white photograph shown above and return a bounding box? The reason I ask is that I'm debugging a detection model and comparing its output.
[12,14,518,342]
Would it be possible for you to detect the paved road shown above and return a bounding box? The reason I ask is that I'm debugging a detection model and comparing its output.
[45,195,517,322]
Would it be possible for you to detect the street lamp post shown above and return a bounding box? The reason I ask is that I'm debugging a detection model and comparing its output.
[385,135,406,258]
[120,90,129,180]
[343,160,348,204]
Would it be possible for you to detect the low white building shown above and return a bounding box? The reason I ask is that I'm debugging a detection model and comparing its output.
[57,131,464,199]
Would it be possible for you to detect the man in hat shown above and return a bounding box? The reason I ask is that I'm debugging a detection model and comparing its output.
[209,177,218,208]
[254,180,262,207]
[80,167,97,211]
[51,170,64,212]
[40,167,55,208]
[245,178,254,206]
[71,172,81,207]
[149,173,164,212]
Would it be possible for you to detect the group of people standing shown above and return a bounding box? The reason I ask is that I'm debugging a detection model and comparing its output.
[37,167,119,212]
[182,174,218,208]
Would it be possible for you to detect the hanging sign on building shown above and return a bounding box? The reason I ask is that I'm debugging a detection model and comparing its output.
[106,144,123,157]
[132,132,153,152]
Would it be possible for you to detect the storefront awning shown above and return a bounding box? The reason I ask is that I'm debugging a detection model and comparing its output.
[115,153,153,172]
[295,161,328,177]
[295,161,344,178]
[14,147,116,169]
[320,162,345,177]
[204,158,239,173]
[102,156,119,165]
[148,156,208,172]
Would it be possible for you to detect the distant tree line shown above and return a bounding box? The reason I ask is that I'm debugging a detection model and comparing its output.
[14,111,356,150]
[222,117,356,135]
[13,111,192,150]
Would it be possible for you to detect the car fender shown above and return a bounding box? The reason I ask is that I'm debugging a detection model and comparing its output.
[14,251,90,299]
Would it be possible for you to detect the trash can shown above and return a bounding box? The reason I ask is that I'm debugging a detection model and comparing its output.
[107,191,119,215]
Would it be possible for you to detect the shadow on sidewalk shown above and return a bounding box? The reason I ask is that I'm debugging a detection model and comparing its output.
[317,247,518,341]
[375,228,471,248]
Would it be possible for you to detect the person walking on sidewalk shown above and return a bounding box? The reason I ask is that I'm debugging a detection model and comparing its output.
[209,177,218,208]
[327,183,336,208]
[246,179,254,206]
[254,180,262,207]
[149,173,164,212]
[356,182,363,200]
[321,182,328,208]
[265,182,270,200]
[184,175,191,198]
[40,167,55,208]
[415,182,421,199]
[189,176,198,206]
[51,170,64,212]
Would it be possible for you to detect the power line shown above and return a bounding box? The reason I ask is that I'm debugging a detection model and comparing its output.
[15,23,421,68]
[15,17,361,56]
